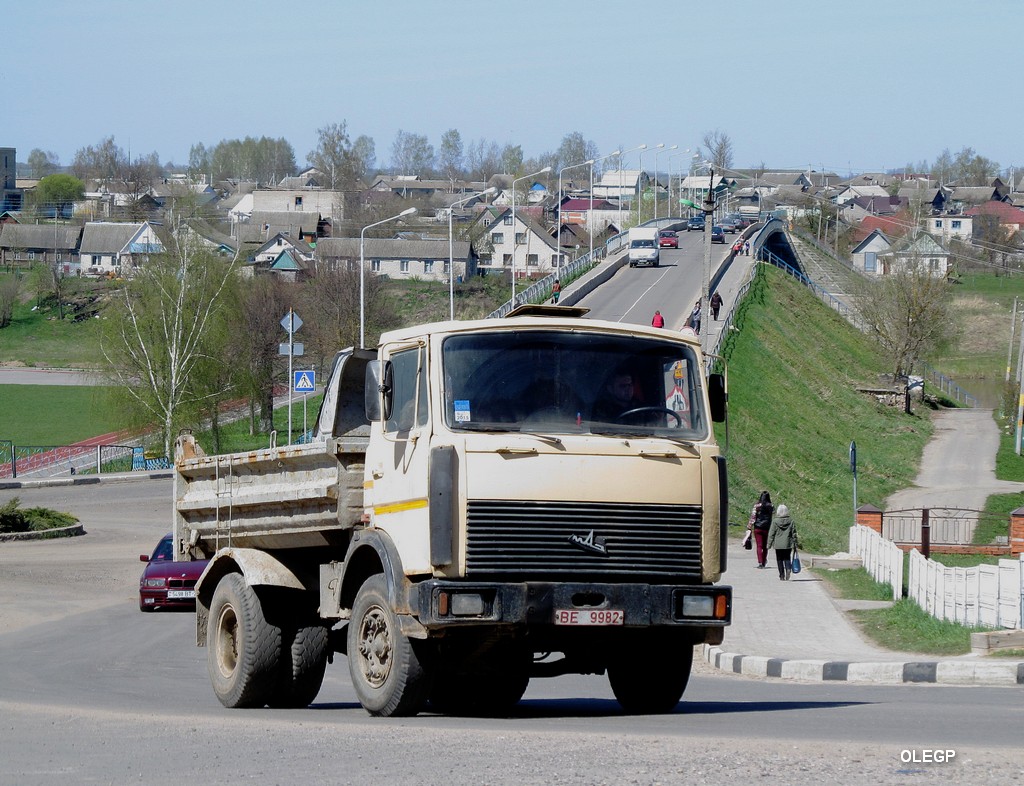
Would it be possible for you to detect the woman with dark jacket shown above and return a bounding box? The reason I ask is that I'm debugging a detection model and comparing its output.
[767,503,799,580]
[747,491,773,568]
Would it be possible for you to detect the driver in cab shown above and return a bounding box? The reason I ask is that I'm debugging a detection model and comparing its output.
[591,370,644,423]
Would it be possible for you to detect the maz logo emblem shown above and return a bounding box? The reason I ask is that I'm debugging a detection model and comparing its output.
[568,530,609,556]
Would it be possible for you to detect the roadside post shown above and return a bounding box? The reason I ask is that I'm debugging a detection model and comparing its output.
[280,310,304,445]
[293,369,316,441]
[850,440,857,524]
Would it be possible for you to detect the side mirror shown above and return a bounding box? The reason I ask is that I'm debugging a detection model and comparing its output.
[708,373,727,423]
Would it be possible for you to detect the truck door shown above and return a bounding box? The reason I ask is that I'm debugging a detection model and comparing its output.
[365,343,433,574]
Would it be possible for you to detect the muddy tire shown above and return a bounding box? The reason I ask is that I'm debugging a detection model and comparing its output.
[207,573,282,708]
[347,574,430,717]
[608,638,693,714]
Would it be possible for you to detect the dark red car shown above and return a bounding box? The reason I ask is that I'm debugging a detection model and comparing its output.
[658,230,678,248]
[139,533,208,612]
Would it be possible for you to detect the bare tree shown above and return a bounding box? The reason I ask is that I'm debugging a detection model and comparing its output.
[301,265,397,362]
[0,275,19,328]
[700,129,734,170]
[351,135,376,184]
[465,138,502,181]
[308,122,357,189]
[236,275,292,433]
[100,230,240,458]
[390,130,434,175]
[438,129,464,190]
[856,261,959,378]
[26,149,59,179]
[71,136,126,182]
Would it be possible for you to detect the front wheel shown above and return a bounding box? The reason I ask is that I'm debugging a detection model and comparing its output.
[348,575,431,717]
[608,638,693,714]
[207,573,282,708]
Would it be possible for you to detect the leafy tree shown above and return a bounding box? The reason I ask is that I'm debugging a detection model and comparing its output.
[390,130,434,175]
[437,129,464,189]
[856,262,959,378]
[100,230,240,458]
[32,174,85,217]
[700,129,734,170]
[26,149,59,179]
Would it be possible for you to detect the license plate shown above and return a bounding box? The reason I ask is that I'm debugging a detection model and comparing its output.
[167,589,195,600]
[554,608,624,626]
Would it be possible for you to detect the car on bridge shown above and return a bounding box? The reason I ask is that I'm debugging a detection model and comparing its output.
[658,230,678,248]
[139,533,208,611]
[711,226,726,244]
[686,215,705,231]
[719,217,741,234]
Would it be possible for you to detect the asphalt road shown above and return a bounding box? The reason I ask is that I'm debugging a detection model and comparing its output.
[2,480,1023,785]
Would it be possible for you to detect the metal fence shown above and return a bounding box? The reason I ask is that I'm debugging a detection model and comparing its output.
[0,442,169,479]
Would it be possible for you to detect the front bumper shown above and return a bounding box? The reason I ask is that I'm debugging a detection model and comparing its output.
[415,580,731,630]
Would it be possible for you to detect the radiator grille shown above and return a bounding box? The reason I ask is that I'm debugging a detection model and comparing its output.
[465,500,703,579]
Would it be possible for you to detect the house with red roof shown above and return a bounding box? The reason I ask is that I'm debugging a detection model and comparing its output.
[964,201,1024,237]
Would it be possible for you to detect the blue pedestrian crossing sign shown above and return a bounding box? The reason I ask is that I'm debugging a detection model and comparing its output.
[293,370,316,393]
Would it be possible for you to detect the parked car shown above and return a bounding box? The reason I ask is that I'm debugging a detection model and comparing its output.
[711,226,726,244]
[139,533,208,611]
[686,215,705,231]
[658,230,679,248]
[719,218,741,234]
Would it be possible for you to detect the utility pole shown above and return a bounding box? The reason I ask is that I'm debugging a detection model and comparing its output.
[1007,297,1018,383]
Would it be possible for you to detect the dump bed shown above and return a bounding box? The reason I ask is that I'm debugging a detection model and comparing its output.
[172,348,374,560]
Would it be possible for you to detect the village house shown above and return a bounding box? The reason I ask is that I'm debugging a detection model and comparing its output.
[315,236,475,284]
[0,223,82,273]
[78,221,164,276]
[467,207,560,280]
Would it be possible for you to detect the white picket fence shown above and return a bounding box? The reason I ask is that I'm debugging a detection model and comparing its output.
[907,549,1023,629]
[848,525,904,600]
[849,524,1024,629]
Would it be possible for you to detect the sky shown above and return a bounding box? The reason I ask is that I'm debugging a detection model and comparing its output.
[5,0,1021,178]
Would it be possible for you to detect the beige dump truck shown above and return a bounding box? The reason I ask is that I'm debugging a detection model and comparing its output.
[174,304,731,717]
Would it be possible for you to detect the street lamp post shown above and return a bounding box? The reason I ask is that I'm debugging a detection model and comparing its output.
[557,159,594,268]
[360,206,417,347]
[637,143,664,224]
[449,187,496,320]
[652,144,677,220]
[589,150,620,262]
[510,166,552,304]
[668,149,693,216]
[617,144,646,230]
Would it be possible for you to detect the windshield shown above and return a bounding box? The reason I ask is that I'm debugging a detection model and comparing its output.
[442,330,708,438]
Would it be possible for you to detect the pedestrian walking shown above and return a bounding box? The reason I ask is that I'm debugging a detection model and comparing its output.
[710,291,723,321]
[651,310,665,328]
[552,279,561,304]
[766,503,799,580]
[743,240,750,256]
[688,300,701,334]
[747,490,773,568]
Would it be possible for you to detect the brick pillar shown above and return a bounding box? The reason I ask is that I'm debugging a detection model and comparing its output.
[856,504,883,536]
[1010,507,1024,556]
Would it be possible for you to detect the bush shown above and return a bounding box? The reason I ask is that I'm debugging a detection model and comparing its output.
[0,497,79,534]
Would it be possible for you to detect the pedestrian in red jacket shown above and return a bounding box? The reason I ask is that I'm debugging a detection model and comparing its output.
[652,310,665,328]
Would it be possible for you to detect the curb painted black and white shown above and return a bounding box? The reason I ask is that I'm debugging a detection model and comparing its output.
[0,471,173,491]
[702,645,1024,686]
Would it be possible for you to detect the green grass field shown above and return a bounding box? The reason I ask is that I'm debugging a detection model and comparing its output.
[0,385,123,445]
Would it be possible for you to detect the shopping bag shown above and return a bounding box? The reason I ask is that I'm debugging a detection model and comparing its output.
[791,550,802,574]
[741,530,752,550]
